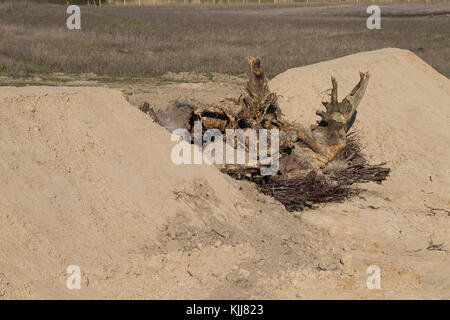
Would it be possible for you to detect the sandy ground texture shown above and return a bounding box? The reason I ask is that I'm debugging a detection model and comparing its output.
[0,48,449,299]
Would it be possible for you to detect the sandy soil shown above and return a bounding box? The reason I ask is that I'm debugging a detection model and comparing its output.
[0,48,448,299]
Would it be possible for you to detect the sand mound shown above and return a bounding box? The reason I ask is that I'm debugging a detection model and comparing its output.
[270,48,450,298]
[270,48,450,199]
[0,86,331,299]
[0,48,449,299]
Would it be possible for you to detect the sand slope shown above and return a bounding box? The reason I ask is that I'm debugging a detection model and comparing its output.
[270,48,450,298]
[0,48,449,299]
[0,87,331,299]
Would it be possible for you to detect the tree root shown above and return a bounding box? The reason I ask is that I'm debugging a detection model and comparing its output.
[141,57,390,211]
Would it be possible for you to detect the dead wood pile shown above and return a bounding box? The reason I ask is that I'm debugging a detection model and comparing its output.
[141,57,390,211]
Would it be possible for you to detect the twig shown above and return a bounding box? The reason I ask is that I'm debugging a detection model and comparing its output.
[211,229,226,238]
[427,240,447,252]
[425,205,450,216]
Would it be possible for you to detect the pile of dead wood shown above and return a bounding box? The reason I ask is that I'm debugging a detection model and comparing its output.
[141,57,390,211]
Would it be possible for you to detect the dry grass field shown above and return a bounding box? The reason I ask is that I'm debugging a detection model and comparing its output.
[0,1,449,80]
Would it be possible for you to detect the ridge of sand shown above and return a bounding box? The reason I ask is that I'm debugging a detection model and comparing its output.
[0,86,331,299]
[0,48,449,299]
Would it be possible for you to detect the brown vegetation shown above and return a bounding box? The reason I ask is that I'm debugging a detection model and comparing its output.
[0,1,449,79]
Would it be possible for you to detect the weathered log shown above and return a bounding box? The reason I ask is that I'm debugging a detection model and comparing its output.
[148,98,194,132]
